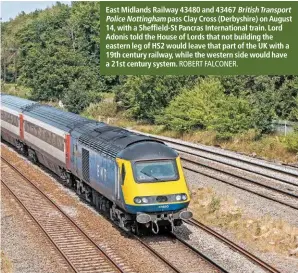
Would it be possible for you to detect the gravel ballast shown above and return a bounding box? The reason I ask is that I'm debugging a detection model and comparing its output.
[184,169,298,273]
[1,186,70,273]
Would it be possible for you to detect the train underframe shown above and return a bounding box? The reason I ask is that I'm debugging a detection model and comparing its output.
[2,133,189,235]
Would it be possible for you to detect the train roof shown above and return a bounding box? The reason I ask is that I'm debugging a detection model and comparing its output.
[1,93,37,111]
[1,94,177,160]
[117,141,178,161]
[77,125,176,159]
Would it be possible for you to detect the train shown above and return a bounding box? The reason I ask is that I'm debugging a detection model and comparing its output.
[1,94,192,234]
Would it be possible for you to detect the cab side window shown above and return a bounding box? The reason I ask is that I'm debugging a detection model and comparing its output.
[121,164,126,185]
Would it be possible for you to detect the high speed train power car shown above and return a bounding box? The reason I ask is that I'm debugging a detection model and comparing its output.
[1,94,192,234]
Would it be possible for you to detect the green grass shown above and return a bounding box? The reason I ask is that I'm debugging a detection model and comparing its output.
[1,83,32,98]
[1,252,12,273]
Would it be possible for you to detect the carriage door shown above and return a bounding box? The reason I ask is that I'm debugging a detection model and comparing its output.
[116,162,126,201]
[119,163,126,200]
[115,164,121,200]
[73,141,79,175]
[82,148,90,182]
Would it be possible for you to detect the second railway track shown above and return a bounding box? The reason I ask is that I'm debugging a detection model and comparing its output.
[185,218,281,273]
[129,130,298,186]
[150,133,298,184]
[182,156,298,210]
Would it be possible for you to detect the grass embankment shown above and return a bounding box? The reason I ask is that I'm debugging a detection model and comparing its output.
[189,187,298,256]
[1,83,32,98]
[1,252,13,273]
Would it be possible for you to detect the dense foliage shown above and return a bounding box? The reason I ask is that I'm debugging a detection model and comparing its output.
[1,2,298,141]
[2,2,117,112]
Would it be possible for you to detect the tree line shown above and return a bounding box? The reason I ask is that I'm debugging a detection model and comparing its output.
[1,2,298,140]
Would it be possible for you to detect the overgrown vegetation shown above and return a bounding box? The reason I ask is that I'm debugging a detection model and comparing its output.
[1,252,12,273]
[109,120,297,163]
[156,78,254,140]
[189,187,298,256]
[1,2,298,160]
[1,83,31,98]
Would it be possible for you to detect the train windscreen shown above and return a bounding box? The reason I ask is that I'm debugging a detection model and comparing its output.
[133,159,179,183]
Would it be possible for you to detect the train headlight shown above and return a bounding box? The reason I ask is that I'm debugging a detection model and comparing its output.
[142,197,149,204]
[134,197,142,204]
[175,194,182,201]
[182,194,187,201]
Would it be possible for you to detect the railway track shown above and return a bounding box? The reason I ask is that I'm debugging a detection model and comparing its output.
[138,233,227,273]
[185,218,281,273]
[149,134,298,184]
[182,156,298,210]
[0,145,292,273]
[1,157,129,273]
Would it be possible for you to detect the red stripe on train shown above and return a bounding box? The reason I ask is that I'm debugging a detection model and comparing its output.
[19,114,24,139]
[65,134,71,169]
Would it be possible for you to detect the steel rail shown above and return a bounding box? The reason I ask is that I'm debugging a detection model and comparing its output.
[1,156,126,273]
[1,180,78,273]
[170,233,228,273]
[182,156,298,199]
[186,218,281,273]
[183,163,298,210]
[133,235,183,273]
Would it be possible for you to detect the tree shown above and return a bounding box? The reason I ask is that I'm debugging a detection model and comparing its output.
[157,78,253,139]
[209,96,253,140]
[62,79,102,113]
[115,75,201,122]
[157,78,223,131]
[275,76,298,121]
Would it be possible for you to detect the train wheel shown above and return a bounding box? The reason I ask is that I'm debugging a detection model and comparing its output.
[131,222,141,236]
[159,224,172,234]
[65,173,73,188]
[28,148,38,163]
[16,141,28,156]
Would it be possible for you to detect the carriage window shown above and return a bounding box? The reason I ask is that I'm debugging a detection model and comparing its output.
[24,121,64,151]
[1,110,18,127]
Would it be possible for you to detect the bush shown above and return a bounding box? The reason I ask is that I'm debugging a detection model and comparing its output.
[115,75,201,122]
[2,83,32,98]
[209,96,253,140]
[62,80,102,113]
[157,78,253,138]
[156,78,224,131]
[283,132,298,152]
[82,101,117,119]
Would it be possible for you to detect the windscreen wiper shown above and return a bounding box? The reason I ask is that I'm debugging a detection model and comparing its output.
[140,170,160,181]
